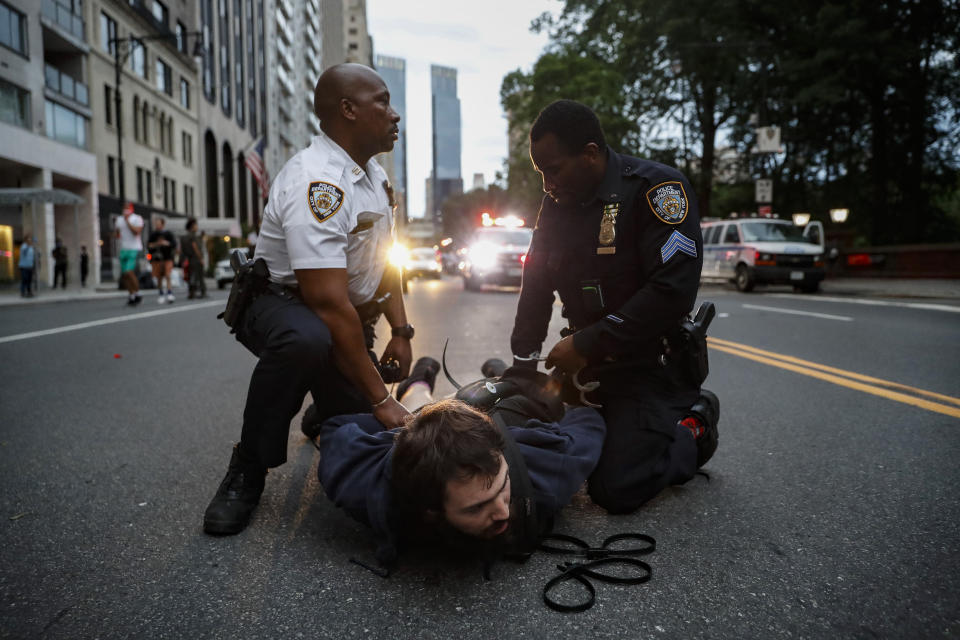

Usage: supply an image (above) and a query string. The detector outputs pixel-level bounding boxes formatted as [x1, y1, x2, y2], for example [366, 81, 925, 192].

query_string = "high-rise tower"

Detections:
[429, 64, 462, 227]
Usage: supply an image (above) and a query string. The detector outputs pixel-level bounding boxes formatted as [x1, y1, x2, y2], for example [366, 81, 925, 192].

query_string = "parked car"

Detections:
[700, 217, 825, 292]
[404, 247, 443, 281]
[459, 226, 533, 291]
[215, 258, 234, 289]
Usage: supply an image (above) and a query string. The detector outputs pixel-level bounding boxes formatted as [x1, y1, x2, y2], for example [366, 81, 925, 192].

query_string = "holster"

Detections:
[677, 301, 715, 386]
[217, 249, 269, 334]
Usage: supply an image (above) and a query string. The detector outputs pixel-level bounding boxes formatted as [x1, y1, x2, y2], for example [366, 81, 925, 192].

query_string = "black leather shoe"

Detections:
[203, 445, 266, 535]
[300, 403, 323, 440]
[395, 357, 441, 401]
[688, 390, 720, 468]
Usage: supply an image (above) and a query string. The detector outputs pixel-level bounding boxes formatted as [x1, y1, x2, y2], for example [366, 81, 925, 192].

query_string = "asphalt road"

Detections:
[1, 277, 958, 639]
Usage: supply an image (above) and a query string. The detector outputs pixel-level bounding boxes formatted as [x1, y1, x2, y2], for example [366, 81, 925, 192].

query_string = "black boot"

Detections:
[203, 444, 267, 535]
[686, 390, 720, 468]
[395, 356, 441, 401]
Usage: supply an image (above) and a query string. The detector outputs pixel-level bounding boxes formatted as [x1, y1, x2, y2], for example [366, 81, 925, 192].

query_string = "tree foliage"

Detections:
[501, 0, 960, 243]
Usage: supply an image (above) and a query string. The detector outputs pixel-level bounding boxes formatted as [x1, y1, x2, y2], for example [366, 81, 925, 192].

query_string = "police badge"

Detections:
[597, 202, 619, 255]
[307, 181, 345, 223]
[646, 181, 689, 224]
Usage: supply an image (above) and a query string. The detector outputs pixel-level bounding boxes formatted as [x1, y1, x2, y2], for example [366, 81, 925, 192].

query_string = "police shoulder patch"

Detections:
[646, 181, 689, 224]
[307, 181, 345, 223]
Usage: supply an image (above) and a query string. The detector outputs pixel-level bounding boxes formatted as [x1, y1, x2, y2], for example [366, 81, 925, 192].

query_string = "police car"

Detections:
[459, 226, 533, 291]
[700, 217, 825, 292]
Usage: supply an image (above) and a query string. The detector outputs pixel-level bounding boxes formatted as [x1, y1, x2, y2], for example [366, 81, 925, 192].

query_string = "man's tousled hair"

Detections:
[530, 99, 607, 155]
[392, 399, 505, 516]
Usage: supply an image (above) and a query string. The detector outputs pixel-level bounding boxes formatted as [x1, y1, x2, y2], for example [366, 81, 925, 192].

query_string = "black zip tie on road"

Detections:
[537, 533, 656, 613]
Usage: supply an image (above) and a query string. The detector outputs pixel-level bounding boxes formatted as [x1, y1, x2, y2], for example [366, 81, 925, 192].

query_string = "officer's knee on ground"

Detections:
[587, 476, 653, 515]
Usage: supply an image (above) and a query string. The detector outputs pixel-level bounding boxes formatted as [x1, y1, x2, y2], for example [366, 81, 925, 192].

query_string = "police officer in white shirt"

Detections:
[204, 63, 410, 535]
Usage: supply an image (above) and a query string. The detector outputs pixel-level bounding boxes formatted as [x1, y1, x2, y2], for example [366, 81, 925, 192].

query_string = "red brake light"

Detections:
[520, 254, 526, 264]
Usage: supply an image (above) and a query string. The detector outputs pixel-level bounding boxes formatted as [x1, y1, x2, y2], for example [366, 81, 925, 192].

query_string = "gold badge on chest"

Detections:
[597, 202, 620, 255]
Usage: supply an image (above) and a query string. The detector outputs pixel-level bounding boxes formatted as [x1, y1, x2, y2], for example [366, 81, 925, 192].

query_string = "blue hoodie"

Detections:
[317, 406, 606, 564]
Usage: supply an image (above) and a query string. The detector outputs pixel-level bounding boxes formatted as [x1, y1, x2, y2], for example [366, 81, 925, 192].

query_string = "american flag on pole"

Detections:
[244, 136, 269, 199]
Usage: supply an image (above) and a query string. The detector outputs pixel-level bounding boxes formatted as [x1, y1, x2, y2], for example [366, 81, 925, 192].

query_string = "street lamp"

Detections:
[829, 208, 849, 223]
[109, 31, 203, 201]
[792, 212, 811, 226]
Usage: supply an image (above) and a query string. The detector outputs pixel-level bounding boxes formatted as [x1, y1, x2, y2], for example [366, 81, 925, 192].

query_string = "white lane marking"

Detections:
[767, 293, 960, 313]
[0, 300, 223, 344]
[742, 303, 853, 322]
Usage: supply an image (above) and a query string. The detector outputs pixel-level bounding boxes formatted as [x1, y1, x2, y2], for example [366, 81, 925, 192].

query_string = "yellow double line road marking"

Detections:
[708, 337, 960, 419]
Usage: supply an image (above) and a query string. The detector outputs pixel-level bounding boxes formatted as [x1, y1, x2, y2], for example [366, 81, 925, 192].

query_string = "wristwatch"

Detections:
[391, 323, 415, 340]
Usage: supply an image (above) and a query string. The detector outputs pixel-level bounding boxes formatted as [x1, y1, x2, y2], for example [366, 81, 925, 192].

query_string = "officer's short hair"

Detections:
[530, 99, 607, 155]
[392, 399, 505, 516]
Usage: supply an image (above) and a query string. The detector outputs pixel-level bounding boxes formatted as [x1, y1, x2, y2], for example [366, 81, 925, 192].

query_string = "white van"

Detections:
[700, 217, 825, 292]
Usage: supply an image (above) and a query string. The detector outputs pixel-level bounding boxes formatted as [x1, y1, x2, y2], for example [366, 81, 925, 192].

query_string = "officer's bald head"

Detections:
[313, 63, 384, 124]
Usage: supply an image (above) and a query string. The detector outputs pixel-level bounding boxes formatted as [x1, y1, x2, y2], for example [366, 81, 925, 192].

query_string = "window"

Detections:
[175, 21, 186, 53]
[234, 0, 244, 126]
[107, 156, 116, 195]
[136, 167, 145, 203]
[145, 169, 153, 205]
[184, 184, 194, 215]
[218, 0, 231, 115]
[45, 100, 87, 149]
[722, 224, 740, 244]
[156, 58, 172, 95]
[100, 12, 117, 55]
[201, 0, 214, 103]
[130, 40, 147, 78]
[182, 131, 193, 166]
[151, 0, 168, 27]
[141, 101, 149, 145]
[0, 78, 30, 128]
[133, 95, 140, 139]
[163, 177, 174, 209]
[0, 1, 27, 56]
[104, 85, 113, 125]
[179, 78, 190, 109]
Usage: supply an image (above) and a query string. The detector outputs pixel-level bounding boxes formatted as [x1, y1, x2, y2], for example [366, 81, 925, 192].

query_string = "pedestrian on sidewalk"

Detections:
[181, 218, 206, 299]
[80, 246, 89, 287]
[147, 217, 177, 304]
[116, 205, 144, 306]
[18, 236, 35, 298]
[52, 238, 68, 289]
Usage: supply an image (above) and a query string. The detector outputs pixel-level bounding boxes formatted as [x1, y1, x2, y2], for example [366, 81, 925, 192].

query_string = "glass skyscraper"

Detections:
[430, 64, 462, 226]
[375, 54, 407, 225]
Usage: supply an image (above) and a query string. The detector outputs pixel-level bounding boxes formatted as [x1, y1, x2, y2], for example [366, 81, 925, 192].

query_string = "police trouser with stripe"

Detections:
[587, 359, 700, 514]
[236, 290, 370, 468]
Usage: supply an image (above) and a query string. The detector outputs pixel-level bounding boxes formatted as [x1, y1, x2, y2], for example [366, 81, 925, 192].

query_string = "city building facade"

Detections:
[429, 63, 461, 228]
[195, 0, 266, 237]
[374, 54, 406, 225]
[0, 0, 99, 286]
[89, 0, 203, 279]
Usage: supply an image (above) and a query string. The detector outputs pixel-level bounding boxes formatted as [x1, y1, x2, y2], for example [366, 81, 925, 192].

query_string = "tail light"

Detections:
[520, 254, 527, 264]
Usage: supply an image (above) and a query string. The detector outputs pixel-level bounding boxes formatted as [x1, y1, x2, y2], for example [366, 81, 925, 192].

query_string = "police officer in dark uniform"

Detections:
[511, 100, 719, 514]
[203, 63, 411, 535]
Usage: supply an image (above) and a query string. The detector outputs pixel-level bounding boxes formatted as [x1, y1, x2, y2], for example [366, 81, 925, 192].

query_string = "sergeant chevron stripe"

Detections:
[660, 230, 697, 262]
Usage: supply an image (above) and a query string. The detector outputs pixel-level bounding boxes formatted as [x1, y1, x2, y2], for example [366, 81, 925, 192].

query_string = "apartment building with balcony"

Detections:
[87, 0, 204, 279]
[0, 0, 100, 287]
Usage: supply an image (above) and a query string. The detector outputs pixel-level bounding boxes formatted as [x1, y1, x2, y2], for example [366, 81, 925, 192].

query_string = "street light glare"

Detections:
[792, 212, 811, 226]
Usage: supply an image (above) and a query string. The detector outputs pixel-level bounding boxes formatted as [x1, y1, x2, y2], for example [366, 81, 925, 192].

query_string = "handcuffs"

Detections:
[514, 353, 602, 409]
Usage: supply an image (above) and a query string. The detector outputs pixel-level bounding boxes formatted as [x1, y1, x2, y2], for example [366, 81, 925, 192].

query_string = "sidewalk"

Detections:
[819, 277, 960, 301]
[0, 280, 218, 307]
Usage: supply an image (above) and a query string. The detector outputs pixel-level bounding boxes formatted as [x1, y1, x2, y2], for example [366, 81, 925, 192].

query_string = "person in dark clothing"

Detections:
[52, 238, 68, 289]
[181, 218, 206, 298]
[148, 217, 177, 303]
[80, 246, 89, 287]
[317, 361, 605, 568]
[510, 99, 719, 515]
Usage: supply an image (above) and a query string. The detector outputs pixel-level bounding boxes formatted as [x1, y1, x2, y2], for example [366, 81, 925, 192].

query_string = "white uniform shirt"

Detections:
[255, 133, 393, 306]
[116, 213, 144, 251]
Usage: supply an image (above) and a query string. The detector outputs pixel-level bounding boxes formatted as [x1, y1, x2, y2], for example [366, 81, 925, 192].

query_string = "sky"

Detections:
[366, 0, 559, 218]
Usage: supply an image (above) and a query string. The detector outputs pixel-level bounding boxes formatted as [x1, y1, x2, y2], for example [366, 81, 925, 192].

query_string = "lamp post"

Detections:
[110, 31, 203, 201]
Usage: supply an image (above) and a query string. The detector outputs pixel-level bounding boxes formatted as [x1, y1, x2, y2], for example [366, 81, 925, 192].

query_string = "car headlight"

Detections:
[388, 243, 410, 268]
[469, 242, 498, 269]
